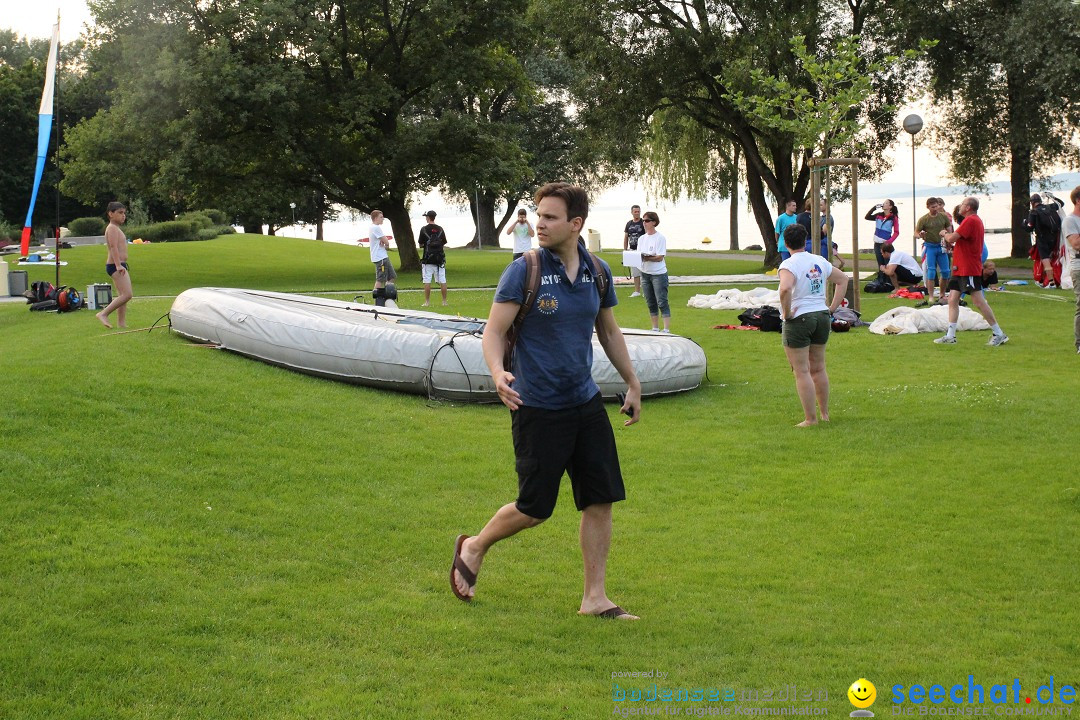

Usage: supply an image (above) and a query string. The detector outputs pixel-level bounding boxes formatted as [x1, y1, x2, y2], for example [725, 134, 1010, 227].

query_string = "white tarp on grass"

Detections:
[687, 287, 781, 310]
[868, 305, 990, 335]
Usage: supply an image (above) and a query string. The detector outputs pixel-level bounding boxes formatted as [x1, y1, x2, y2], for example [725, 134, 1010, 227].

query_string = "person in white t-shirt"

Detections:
[638, 211, 670, 332]
[778, 224, 850, 427]
[879, 243, 924, 291]
[1064, 185, 1080, 353]
[365, 209, 396, 303]
[505, 208, 535, 260]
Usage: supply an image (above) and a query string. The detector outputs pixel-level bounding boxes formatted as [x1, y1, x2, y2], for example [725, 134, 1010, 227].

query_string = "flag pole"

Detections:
[19, 17, 60, 258]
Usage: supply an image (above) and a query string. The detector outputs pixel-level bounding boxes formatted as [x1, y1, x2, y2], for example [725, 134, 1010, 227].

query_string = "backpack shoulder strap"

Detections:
[588, 251, 609, 301]
[503, 249, 542, 370]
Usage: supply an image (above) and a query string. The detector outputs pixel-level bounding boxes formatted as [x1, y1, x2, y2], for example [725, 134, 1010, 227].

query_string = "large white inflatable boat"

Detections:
[170, 288, 707, 402]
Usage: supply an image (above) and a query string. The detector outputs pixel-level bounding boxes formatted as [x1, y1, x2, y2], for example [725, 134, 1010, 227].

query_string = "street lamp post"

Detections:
[289, 202, 297, 228]
[902, 114, 923, 256]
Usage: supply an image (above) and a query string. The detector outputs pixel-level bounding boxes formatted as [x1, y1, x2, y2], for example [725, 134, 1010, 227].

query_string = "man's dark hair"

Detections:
[783, 223, 808, 247]
[107, 201, 126, 213]
[631, 204, 640, 210]
[881, 242, 895, 253]
[534, 182, 589, 223]
[1071, 185, 1080, 205]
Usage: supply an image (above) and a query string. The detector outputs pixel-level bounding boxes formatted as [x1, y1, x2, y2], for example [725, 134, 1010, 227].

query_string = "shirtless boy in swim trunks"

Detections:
[96, 202, 133, 329]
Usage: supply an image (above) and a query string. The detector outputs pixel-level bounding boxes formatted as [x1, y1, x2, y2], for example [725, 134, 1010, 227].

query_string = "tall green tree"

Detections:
[543, 0, 912, 264]
[66, 0, 535, 269]
[885, 0, 1080, 257]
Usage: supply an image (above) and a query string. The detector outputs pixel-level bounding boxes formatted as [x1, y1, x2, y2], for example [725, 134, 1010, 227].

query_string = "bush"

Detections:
[218, 225, 235, 235]
[0, 218, 19, 244]
[196, 227, 220, 241]
[202, 209, 228, 225]
[133, 220, 200, 243]
[176, 211, 214, 229]
[68, 216, 107, 237]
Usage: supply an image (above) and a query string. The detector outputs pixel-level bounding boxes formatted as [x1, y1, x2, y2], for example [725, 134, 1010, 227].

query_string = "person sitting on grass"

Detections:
[879, 242, 925, 293]
[778, 224, 850, 427]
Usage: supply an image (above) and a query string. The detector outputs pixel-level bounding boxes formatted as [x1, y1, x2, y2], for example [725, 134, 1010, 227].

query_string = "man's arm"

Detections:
[481, 300, 524, 411]
[505, 224, 514, 235]
[594, 307, 641, 426]
[1067, 229, 1080, 253]
[623, 229, 629, 250]
[827, 266, 849, 314]
[527, 222, 534, 237]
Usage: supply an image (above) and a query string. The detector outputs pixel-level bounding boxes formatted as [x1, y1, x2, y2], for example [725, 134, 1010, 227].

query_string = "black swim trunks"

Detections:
[106, 261, 129, 276]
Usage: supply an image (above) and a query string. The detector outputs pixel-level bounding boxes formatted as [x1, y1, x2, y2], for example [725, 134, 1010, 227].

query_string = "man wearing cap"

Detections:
[1026, 192, 1064, 288]
[418, 210, 449, 306]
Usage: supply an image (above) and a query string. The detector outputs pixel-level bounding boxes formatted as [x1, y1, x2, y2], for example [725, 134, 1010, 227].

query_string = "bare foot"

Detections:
[96, 312, 112, 329]
[421, 302, 430, 307]
[452, 536, 483, 600]
[796, 420, 818, 427]
[820, 414, 830, 422]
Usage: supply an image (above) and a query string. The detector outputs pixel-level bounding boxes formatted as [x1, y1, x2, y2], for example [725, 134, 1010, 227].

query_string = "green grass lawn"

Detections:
[2, 235, 1078, 719]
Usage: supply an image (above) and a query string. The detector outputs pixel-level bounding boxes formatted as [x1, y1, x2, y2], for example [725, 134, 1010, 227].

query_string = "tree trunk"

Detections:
[316, 192, 324, 241]
[242, 217, 263, 234]
[729, 146, 740, 250]
[495, 197, 518, 237]
[382, 200, 420, 271]
[267, 225, 276, 236]
[745, 167, 779, 266]
[465, 191, 501, 248]
[1008, 142, 1033, 259]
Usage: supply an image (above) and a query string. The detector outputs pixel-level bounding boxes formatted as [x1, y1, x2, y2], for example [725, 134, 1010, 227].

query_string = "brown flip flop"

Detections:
[450, 534, 477, 602]
[593, 605, 636, 619]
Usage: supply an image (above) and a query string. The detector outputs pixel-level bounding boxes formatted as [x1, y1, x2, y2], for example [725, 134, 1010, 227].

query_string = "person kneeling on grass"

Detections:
[778, 224, 849, 427]
[879, 242, 925, 292]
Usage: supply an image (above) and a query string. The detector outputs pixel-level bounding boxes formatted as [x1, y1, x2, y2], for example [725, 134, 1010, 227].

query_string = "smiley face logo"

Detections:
[848, 679, 877, 709]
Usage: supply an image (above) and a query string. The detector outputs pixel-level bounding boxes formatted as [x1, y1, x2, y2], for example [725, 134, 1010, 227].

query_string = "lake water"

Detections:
[272, 189, 1043, 260]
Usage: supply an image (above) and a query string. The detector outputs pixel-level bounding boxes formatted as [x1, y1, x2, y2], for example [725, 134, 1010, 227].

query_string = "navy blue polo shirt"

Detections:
[494, 243, 618, 410]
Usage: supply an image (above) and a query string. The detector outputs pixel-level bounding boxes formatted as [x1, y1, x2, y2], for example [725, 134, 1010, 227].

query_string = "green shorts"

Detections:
[782, 310, 831, 348]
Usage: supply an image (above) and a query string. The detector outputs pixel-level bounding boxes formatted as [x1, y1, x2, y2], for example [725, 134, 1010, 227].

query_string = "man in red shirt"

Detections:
[934, 197, 1008, 346]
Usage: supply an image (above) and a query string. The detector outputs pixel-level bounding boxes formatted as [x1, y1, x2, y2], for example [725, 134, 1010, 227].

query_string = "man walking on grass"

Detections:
[450, 182, 643, 620]
[934, 197, 1008, 346]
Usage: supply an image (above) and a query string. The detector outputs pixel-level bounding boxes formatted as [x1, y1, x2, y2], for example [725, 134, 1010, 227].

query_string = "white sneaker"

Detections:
[661, 329, 671, 333]
[629, 291, 642, 297]
[987, 333, 1009, 347]
[934, 335, 956, 344]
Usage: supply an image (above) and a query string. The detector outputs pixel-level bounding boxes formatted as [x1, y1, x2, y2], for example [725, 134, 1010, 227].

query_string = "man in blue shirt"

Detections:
[775, 199, 799, 261]
[450, 182, 642, 620]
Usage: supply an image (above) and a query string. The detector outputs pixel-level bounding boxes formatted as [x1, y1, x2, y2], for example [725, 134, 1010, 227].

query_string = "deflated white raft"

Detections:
[170, 288, 706, 402]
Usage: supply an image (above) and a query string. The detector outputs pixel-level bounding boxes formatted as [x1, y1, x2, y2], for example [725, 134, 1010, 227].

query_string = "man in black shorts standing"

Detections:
[450, 182, 642, 619]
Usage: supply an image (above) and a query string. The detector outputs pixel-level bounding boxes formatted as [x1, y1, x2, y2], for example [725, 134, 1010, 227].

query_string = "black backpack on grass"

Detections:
[27, 280, 57, 304]
[737, 306, 783, 332]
